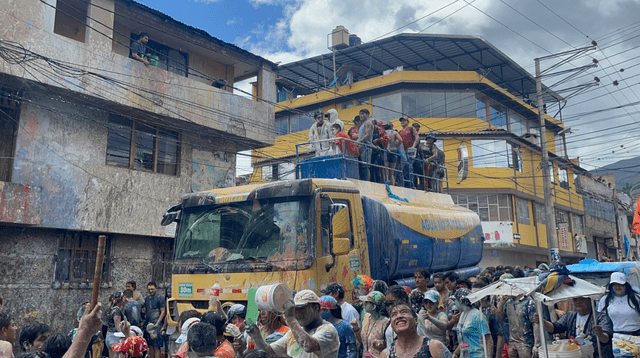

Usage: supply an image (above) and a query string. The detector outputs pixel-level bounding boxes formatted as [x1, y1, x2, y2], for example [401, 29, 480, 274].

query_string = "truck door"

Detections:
[316, 194, 359, 290]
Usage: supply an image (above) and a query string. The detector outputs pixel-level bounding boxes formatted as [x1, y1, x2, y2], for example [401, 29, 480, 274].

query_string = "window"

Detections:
[0, 106, 19, 182]
[573, 214, 584, 235]
[476, 94, 487, 121]
[517, 197, 530, 225]
[559, 168, 569, 189]
[261, 165, 272, 181]
[446, 91, 476, 118]
[534, 202, 547, 225]
[489, 100, 508, 129]
[471, 140, 519, 170]
[556, 210, 569, 225]
[555, 135, 566, 157]
[130, 34, 189, 77]
[549, 164, 555, 183]
[152, 238, 173, 287]
[453, 194, 513, 222]
[509, 111, 527, 136]
[341, 101, 354, 109]
[55, 232, 111, 283]
[106, 115, 180, 175]
[320, 197, 353, 256]
[372, 92, 402, 121]
[583, 197, 616, 222]
[289, 112, 315, 133]
[279, 162, 295, 180]
[275, 117, 289, 135]
[54, 0, 88, 42]
[356, 97, 370, 106]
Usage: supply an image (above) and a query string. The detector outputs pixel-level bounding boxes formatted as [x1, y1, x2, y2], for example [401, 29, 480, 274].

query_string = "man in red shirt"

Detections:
[331, 124, 359, 157]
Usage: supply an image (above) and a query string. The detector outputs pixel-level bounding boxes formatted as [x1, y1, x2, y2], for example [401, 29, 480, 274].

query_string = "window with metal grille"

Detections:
[54, 232, 111, 283]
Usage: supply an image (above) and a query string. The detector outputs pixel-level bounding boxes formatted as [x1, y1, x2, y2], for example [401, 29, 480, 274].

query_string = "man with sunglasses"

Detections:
[244, 290, 339, 358]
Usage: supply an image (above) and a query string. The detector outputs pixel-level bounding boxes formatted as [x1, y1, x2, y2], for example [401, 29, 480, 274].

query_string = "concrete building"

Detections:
[0, 0, 276, 334]
[575, 175, 619, 260]
[250, 32, 589, 269]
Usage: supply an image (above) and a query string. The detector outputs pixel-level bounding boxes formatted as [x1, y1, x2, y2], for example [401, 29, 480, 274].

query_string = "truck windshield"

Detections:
[174, 197, 312, 268]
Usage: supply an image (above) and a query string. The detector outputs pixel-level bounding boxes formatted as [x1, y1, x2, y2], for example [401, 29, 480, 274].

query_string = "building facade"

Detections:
[251, 33, 589, 269]
[0, 0, 276, 334]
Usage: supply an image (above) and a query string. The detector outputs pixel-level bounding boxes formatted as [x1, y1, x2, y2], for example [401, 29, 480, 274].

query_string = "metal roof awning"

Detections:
[277, 33, 563, 103]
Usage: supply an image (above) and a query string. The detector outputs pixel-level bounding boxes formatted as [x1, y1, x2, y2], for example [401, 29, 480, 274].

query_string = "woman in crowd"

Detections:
[598, 272, 640, 335]
[452, 288, 492, 358]
[418, 291, 448, 343]
[354, 291, 389, 358]
[104, 292, 125, 358]
[319, 295, 357, 358]
[380, 302, 451, 358]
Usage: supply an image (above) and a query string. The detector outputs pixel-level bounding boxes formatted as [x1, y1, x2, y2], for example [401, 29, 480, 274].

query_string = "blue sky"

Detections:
[135, 0, 640, 175]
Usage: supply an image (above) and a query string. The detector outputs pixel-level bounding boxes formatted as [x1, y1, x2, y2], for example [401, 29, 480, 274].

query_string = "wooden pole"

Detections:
[91, 235, 107, 309]
[591, 299, 603, 358]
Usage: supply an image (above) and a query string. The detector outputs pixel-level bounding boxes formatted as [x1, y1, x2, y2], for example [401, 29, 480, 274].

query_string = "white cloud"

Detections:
[242, 0, 640, 171]
[191, 0, 221, 3]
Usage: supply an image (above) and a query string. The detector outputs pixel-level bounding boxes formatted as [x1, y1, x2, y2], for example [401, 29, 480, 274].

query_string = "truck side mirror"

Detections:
[161, 204, 181, 226]
[331, 205, 350, 238]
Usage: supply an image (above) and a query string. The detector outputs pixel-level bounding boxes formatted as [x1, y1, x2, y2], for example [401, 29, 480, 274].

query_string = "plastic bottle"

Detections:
[210, 282, 221, 310]
[460, 344, 471, 358]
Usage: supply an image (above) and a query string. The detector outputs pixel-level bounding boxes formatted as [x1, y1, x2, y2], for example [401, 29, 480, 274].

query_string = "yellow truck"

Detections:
[161, 168, 484, 327]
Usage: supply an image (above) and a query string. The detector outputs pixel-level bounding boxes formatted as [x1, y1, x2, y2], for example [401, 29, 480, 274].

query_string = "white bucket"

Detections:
[255, 283, 292, 313]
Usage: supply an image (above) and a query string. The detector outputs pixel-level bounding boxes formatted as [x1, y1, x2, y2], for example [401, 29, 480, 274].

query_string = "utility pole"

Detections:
[535, 58, 560, 263]
[534, 43, 598, 263]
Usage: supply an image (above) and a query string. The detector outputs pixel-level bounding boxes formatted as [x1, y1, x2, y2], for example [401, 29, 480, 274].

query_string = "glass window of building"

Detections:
[431, 91, 446, 118]
[573, 214, 584, 235]
[452, 194, 513, 222]
[559, 168, 569, 189]
[555, 135, 566, 157]
[509, 111, 527, 136]
[289, 112, 315, 133]
[516, 197, 530, 225]
[489, 100, 508, 129]
[476, 93, 487, 122]
[275, 117, 289, 135]
[446, 91, 476, 118]
[372, 92, 402, 121]
[534, 202, 547, 225]
[471, 140, 511, 168]
[279, 162, 295, 180]
[341, 101, 354, 109]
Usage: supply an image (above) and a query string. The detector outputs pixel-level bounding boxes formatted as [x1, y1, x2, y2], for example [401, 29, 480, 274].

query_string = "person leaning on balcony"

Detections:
[131, 33, 150, 66]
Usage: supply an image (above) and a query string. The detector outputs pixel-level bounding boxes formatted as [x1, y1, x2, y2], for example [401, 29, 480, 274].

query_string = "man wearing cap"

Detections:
[536, 296, 613, 358]
[244, 289, 339, 358]
[322, 282, 359, 325]
[173, 318, 201, 358]
[308, 109, 332, 157]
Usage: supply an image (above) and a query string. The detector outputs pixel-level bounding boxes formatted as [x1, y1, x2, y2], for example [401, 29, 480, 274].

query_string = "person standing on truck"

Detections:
[422, 133, 444, 192]
[384, 122, 405, 187]
[597, 272, 640, 335]
[308, 110, 332, 157]
[322, 283, 360, 325]
[357, 109, 375, 180]
[239, 290, 340, 358]
[355, 291, 389, 358]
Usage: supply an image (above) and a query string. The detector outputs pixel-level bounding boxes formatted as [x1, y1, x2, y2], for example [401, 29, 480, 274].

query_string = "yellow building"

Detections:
[251, 33, 587, 267]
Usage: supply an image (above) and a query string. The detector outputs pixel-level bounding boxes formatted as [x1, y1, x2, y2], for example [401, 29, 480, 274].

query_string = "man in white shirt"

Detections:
[322, 282, 359, 324]
[245, 290, 339, 358]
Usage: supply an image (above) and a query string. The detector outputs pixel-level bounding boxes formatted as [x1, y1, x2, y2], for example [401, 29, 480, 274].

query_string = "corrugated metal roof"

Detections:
[277, 33, 562, 102]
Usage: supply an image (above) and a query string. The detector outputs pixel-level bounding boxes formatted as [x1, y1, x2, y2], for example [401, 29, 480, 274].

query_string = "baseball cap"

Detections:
[319, 295, 338, 309]
[175, 317, 201, 344]
[294, 290, 320, 306]
[399, 116, 409, 122]
[130, 326, 143, 337]
[321, 282, 344, 295]
[359, 291, 386, 305]
[610, 272, 627, 285]
[423, 290, 440, 303]
[112, 337, 148, 357]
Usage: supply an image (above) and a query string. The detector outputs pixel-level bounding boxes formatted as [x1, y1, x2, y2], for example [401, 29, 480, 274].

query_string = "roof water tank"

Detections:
[332, 26, 349, 49]
[349, 34, 361, 47]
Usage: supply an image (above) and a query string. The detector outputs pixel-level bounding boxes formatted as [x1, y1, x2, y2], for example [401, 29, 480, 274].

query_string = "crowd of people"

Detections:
[308, 109, 445, 192]
[1, 266, 640, 358]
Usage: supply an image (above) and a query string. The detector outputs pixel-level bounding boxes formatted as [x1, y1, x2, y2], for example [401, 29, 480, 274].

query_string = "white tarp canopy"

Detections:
[467, 275, 605, 305]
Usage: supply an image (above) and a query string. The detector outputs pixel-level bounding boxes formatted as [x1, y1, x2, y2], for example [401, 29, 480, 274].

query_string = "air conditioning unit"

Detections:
[521, 132, 539, 146]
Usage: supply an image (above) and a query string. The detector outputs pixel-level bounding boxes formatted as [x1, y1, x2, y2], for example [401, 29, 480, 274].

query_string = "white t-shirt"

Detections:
[270, 320, 339, 358]
[341, 301, 360, 325]
[575, 313, 589, 336]
[598, 295, 640, 332]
